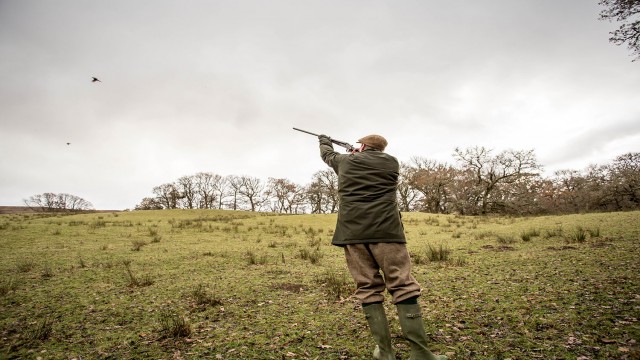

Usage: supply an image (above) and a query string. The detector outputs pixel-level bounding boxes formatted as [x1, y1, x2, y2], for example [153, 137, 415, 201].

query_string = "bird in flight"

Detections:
[66, 142, 71, 145]
[92, 77, 101, 82]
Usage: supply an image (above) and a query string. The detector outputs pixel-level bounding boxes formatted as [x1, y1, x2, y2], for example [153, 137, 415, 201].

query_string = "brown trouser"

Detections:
[343, 242, 421, 304]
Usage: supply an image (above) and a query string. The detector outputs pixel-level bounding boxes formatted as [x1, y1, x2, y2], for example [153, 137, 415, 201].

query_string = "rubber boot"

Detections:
[363, 303, 396, 360]
[396, 303, 447, 360]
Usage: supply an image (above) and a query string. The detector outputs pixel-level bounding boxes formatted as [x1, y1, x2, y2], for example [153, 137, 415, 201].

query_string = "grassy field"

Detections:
[0, 210, 638, 359]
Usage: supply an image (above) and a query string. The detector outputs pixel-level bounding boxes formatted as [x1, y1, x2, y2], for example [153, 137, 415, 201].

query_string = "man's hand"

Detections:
[318, 134, 333, 147]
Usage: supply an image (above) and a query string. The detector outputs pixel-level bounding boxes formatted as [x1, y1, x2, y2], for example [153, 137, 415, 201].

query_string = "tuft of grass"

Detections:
[543, 225, 564, 239]
[474, 231, 495, 240]
[450, 255, 468, 266]
[411, 251, 428, 265]
[131, 240, 147, 251]
[297, 247, 324, 264]
[88, 219, 106, 230]
[520, 228, 540, 242]
[190, 283, 223, 307]
[28, 317, 54, 341]
[427, 243, 451, 262]
[123, 262, 154, 287]
[246, 250, 268, 265]
[497, 235, 516, 244]
[158, 311, 191, 338]
[308, 237, 322, 248]
[41, 263, 54, 279]
[0, 278, 18, 296]
[15, 259, 35, 273]
[566, 226, 587, 244]
[315, 268, 351, 300]
[412, 244, 453, 264]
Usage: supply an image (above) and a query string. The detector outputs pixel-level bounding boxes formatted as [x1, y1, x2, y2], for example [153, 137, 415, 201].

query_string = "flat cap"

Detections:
[357, 134, 388, 151]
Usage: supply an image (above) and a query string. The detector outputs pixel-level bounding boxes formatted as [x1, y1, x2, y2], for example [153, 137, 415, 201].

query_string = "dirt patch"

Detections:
[547, 246, 578, 251]
[481, 245, 516, 251]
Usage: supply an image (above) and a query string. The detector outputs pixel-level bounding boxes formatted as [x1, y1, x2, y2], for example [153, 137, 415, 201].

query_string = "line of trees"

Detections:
[24, 192, 94, 212]
[135, 148, 639, 216]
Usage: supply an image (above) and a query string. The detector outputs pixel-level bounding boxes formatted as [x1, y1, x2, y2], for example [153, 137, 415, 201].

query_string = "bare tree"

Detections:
[212, 175, 230, 209]
[606, 152, 640, 209]
[135, 197, 163, 210]
[238, 176, 265, 212]
[265, 178, 305, 213]
[397, 163, 423, 212]
[176, 175, 197, 209]
[193, 172, 220, 209]
[454, 146, 541, 214]
[599, 0, 640, 61]
[404, 157, 456, 213]
[226, 175, 243, 210]
[152, 183, 182, 209]
[307, 169, 339, 213]
[553, 169, 591, 213]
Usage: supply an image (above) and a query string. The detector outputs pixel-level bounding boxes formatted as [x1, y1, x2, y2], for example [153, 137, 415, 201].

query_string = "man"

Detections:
[318, 134, 447, 360]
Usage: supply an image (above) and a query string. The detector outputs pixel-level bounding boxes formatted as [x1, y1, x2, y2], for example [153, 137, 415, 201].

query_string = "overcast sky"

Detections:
[1, 1, 639, 210]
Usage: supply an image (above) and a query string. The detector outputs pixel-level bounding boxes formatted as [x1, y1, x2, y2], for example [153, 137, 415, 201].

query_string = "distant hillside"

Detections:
[0, 206, 120, 214]
[0, 206, 37, 214]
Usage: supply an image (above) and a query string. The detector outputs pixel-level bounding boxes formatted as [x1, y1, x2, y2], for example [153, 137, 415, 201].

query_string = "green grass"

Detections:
[0, 210, 638, 359]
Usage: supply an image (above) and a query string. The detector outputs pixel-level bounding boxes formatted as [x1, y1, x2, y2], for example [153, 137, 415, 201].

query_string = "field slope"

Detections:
[1, 210, 638, 359]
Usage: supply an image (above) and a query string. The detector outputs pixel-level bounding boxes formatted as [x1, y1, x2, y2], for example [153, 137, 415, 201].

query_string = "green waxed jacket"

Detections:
[319, 135, 406, 246]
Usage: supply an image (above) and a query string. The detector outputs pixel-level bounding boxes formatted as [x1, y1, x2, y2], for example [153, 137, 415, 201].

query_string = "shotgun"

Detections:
[293, 127, 356, 153]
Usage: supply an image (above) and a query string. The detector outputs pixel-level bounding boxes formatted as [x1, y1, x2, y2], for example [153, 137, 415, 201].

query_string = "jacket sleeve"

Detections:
[319, 135, 341, 172]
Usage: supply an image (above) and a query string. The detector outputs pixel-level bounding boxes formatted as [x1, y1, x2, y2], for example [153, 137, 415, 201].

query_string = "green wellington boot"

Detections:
[396, 303, 447, 360]
[363, 303, 396, 360]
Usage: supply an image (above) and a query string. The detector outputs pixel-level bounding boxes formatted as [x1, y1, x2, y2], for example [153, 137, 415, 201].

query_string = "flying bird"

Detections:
[92, 77, 101, 82]
[66, 142, 71, 145]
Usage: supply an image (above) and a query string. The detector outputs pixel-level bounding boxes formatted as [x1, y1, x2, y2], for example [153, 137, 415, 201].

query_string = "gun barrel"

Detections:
[293, 127, 355, 152]
[292, 127, 319, 137]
